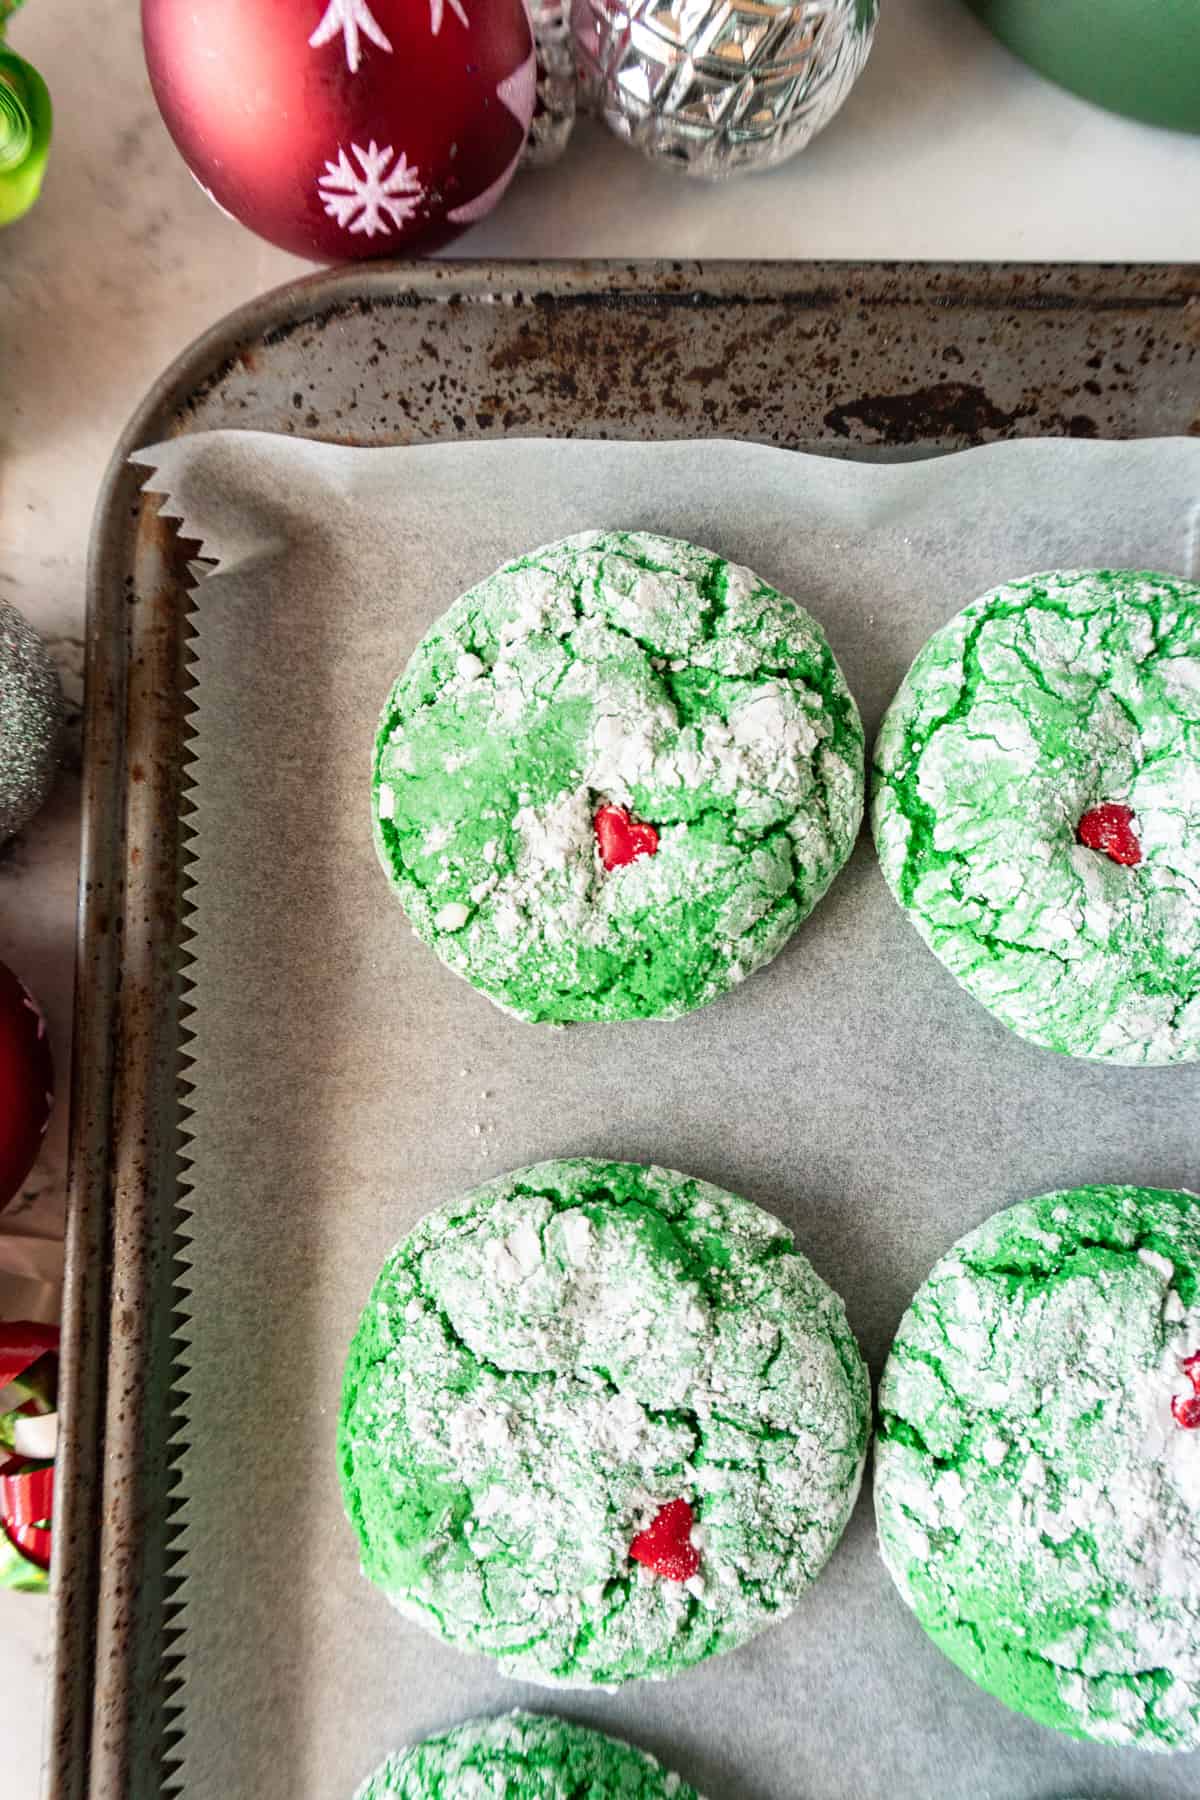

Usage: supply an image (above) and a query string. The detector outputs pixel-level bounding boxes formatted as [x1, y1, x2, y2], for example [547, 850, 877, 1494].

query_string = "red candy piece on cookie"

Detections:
[1077, 803, 1141, 867]
[1172, 1393, 1200, 1430]
[594, 804, 659, 871]
[629, 1499, 700, 1582]
[1172, 1349, 1200, 1429]
[0, 962, 54, 1214]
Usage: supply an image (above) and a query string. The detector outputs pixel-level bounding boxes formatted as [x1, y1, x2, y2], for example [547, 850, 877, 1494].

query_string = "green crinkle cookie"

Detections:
[875, 1184, 1200, 1752]
[373, 530, 864, 1023]
[354, 1711, 701, 1798]
[872, 569, 1200, 1063]
[339, 1159, 870, 1688]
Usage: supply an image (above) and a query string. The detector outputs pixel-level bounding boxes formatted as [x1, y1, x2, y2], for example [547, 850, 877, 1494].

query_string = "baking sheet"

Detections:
[140, 432, 1200, 1800]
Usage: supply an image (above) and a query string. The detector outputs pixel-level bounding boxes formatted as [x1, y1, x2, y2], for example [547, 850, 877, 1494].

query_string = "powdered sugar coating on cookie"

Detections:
[373, 530, 863, 1023]
[872, 569, 1200, 1063]
[875, 1184, 1200, 1750]
[354, 1710, 702, 1798]
[339, 1159, 870, 1687]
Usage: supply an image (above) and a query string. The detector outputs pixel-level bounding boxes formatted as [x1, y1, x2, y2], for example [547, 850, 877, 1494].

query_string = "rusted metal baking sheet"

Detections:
[60, 260, 1200, 1800]
[176, 261, 1200, 448]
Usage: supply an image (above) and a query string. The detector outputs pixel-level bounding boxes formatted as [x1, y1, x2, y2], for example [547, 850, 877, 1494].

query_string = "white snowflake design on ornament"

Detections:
[308, 0, 392, 72]
[317, 142, 423, 236]
[429, 0, 469, 31]
[19, 989, 46, 1040]
[308, 0, 467, 69]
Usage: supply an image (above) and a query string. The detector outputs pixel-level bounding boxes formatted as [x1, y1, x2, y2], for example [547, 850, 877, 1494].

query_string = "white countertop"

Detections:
[1, 0, 1197, 1791]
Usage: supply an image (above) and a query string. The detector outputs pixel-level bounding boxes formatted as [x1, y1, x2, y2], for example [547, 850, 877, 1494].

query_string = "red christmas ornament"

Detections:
[1173, 1393, 1200, 1430]
[594, 804, 659, 871]
[1077, 802, 1141, 867]
[0, 962, 54, 1214]
[141, 0, 536, 261]
[629, 1498, 701, 1582]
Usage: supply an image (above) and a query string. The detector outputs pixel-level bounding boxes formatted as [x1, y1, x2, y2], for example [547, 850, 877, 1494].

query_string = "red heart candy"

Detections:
[629, 1498, 700, 1582]
[1077, 803, 1141, 867]
[1173, 1349, 1200, 1429]
[594, 804, 660, 871]
[1172, 1393, 1200, 1430]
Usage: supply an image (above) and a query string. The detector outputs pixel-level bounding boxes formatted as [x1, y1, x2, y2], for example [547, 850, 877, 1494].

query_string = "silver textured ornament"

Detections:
[573, 0, 878, 178]
[522, 0, 579, 167]
[0, 600, 63, 844]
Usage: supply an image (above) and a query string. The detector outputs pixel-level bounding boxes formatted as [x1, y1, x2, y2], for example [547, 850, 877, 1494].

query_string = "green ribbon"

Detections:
[0, 66, 33, 172]
[0, 1, 51, 226]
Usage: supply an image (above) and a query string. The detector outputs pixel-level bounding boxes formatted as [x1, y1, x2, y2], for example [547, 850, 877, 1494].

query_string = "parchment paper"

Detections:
[139, 433, 1200, 1800]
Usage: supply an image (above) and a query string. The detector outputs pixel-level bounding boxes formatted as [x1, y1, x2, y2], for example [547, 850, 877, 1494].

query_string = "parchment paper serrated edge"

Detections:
[130, 444, 246, 1791]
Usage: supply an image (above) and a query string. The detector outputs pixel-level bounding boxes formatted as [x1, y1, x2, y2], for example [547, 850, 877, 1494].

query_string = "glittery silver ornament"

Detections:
[572, 0, 877, 178]
[522, 0, 578, 166]
[0, 601, 63, 844]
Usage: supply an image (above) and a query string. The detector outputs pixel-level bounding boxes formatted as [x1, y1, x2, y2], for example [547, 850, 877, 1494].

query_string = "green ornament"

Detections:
[0, 1, 51, 227]
[963, 0, 1200, 133]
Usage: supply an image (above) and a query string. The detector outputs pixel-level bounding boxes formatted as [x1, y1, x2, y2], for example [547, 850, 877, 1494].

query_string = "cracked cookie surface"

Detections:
[354, 1710, 701, 1798]
[871, 569, 1200, 1063]
[875, 1184, 1200, 1751]
[339, 1159, 870, 1687]
[373, 531, 864, 1023]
